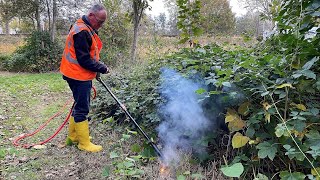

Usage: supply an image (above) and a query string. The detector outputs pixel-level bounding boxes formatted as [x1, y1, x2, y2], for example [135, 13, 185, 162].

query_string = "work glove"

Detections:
[99, 61, 109, 74]
[104, 65, 109, 74]
[96, 72, 101, 80]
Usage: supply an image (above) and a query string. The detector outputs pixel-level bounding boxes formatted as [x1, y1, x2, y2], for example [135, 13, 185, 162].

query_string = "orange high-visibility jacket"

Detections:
[60, 18, 103, 81]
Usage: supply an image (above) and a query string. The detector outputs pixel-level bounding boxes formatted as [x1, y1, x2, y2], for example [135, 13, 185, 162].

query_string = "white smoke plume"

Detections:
[157, 68, 211, 166]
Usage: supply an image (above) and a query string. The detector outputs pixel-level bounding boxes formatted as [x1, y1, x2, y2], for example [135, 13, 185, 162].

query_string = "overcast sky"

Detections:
[147, 0, 247, 17]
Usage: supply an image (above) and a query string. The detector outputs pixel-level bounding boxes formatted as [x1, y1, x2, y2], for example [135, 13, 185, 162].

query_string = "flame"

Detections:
[159, 163, 170, 176]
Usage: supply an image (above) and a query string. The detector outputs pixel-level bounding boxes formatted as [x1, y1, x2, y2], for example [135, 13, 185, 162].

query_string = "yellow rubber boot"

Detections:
[66, 116, 78, 146]
[75, 120, 102, 152]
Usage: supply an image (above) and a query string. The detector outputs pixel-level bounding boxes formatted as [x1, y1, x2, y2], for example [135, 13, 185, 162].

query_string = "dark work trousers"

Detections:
[63, 76, 92, 123]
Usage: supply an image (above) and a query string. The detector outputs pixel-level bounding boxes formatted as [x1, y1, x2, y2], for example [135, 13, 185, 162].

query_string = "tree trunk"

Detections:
[131, 0, 145, 62]
[51, 0, 57, 41]
[5, 20, 9, 35]
[131, 1, 138, 62]
[131, 22, 138, 62]
[46, 0, 51, 31]
[255, 15, 260, 37]
[35, 0, 41, 31]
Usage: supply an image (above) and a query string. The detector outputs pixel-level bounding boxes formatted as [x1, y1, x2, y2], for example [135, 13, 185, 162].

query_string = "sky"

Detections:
[147, 0, 247, 17]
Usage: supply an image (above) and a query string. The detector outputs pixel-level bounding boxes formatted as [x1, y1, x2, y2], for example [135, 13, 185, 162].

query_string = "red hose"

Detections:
[12, 86, 97, 149]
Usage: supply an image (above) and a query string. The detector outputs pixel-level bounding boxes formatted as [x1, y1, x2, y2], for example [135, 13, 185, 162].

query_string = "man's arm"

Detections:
[73, 31, 108, 73]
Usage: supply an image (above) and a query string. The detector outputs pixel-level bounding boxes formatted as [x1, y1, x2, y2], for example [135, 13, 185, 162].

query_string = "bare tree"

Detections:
[240, 0, 273, 20]
[239, 0, 274, 36]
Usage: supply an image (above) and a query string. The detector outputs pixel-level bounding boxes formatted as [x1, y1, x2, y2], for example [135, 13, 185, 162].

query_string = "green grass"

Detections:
[0, 73, 67, 94]
[0, 72, 71, 179]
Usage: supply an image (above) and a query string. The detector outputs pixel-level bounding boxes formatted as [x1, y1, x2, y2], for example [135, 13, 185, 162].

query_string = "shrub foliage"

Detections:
[94, 0, 320, 179]
[4, 31, 62, 72]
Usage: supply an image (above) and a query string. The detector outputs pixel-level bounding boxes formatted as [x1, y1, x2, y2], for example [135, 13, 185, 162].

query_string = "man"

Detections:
[60, 4, 108, 152]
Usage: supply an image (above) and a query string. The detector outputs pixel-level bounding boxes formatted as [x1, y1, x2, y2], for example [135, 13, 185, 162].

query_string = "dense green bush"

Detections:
[92, 0, 319, 179]
[157, 0, 320, 178]
[0, 54, 10, 71]
[92, 61, 163, 128]
[4, 31, 62, 72]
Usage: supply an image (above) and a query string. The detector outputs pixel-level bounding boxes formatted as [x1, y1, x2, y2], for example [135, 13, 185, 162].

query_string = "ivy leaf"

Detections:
[279, 171, 306, 180]
[256, 141, 277, 160]
[220, 163, 244, 178]
[279, 92, 287, 99]
[305, 130, 320, 147]
[296, 104, 307, 111]
[225, 109, 246, 132]
[275, 123, 290, 137]
[222, 82, 232, 87]
[276, 83, 293, 89]
[283, 145, 305, 161]
[254, 173, 269, 180]
[291, 103, 307, 111]
[225, 109, 240, 123]
[123, 161, 134, 168]
[110, 151, 119, 159]
[228, 118, 246, 132]
[311, 167, 320, 178]
[177, 175, 186, 180]
[195, 88, 206, 94]
[232, 132, 250, 148]
[310, 108, 319, 116]
[122, 134, 131, 140]
[306, 146, 320, 159]
[102, 166, 110, 177]
[238, 102, 250, 116]
[293, 70, 316, 79]
[302, 57, 319, 70]
[191, 173, 204, 179]
[289, 120, 306, 132]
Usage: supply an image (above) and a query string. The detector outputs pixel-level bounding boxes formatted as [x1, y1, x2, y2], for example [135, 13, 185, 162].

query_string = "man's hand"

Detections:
[104, 65, 109, 74]
[99, 61, 109, 74]
[96, 72, 101, 80]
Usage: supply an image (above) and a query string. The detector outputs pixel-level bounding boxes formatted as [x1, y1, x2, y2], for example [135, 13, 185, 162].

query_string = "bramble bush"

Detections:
[160, 0, 320, 179]
[93, 0, 319, 179]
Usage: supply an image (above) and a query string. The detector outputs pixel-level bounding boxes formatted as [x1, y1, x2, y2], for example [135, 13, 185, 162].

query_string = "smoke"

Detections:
[157, 68, 211, 165]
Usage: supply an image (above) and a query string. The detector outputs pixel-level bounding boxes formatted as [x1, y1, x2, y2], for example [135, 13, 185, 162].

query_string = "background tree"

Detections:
[50, 0, 57, 41]
[164, 0, 179, 36]
[100, 0, 132, 66]
[0, 0, 16, 34]
[200, 0, 235, 35]
[131, 0, 152, 62]
[239, 0, 276, 36]
[239, 0, 273, 20]
[176, 0, 203, 44]
[155, 13, 167, 35]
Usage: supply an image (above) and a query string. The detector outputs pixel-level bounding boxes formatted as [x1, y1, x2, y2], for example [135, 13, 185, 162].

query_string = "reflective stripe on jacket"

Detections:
[60, 18, 103, 81]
